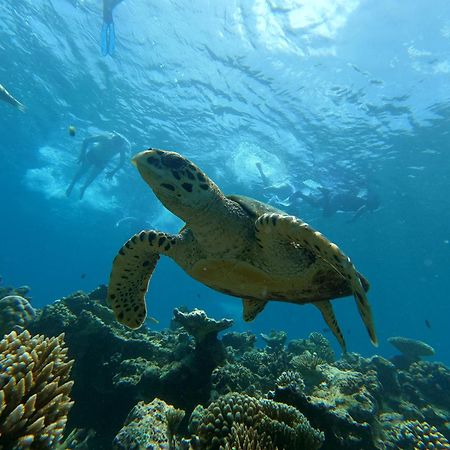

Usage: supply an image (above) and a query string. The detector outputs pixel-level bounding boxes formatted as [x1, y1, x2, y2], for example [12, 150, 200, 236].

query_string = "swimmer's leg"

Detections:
[66, 161, 89, 197]
[79, 164, 105, 199]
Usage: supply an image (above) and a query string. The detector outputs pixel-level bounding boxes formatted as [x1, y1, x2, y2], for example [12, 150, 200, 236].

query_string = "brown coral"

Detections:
[0, 330, 74, 449]
[190, 392, 324, 450]
[221, 423, 276, 450]
[113, 398, 185, 449]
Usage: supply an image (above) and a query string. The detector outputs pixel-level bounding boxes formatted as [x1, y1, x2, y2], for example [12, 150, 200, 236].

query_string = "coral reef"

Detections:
[288, 332, 335, 364]
[383, 419, 450, 449]
[0, 330, 74, 449]
[28, 291, 232, 448]
[20, 285, 450, 449]
[0, 295, 36, 337]
[273, 385, 377, 450]
[173, 308, 233, 345]
[221, 332, 256, 355]
[388, 336, 435, 368]
[113, 398, 184, 449]
[388, 336, 435, 359]
[0, 284, 31, 301]
[189, 392, 324, 450]
[260, 330, 287, 351]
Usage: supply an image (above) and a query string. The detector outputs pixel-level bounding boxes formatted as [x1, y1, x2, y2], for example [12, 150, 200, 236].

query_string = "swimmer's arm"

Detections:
[349, 205, 367, 222]
[108, 143, 128, 176]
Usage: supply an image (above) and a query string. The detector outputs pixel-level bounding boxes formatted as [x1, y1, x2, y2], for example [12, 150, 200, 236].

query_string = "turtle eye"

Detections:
[161, 153, 186, 170]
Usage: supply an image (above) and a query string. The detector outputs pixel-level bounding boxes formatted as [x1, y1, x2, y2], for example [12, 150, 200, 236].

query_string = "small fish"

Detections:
[146, 316, 159, 325]
[322, 327, 330, 334]
[115, 216, 138, 228]
[0, 83, 26, 112]
[425, 319, 431, 329]
[80, 273, 86, 279]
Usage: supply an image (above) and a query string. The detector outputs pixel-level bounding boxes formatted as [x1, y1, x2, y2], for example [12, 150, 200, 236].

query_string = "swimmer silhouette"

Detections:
[66, 131, 130, 199]
[101, 0, 125, 56]
[290, 186, 380, 222]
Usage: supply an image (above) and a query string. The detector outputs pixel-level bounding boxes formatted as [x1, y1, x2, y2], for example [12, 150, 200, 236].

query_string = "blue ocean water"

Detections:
[0, 0, 449, 364]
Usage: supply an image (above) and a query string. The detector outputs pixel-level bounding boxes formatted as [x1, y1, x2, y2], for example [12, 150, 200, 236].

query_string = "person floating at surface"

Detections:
[66, 131, 130, 199]
[255, 161, 296, 207]
[0, 83, 26, 112]
[101, 0, 125, 56]
[290, 185, 380, 222]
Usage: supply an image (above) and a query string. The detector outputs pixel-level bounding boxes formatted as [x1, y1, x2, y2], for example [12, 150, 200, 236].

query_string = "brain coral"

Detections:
[190, 392, 324, 450]
[0, 330, 74, 449]
[0, 295, 36, 337]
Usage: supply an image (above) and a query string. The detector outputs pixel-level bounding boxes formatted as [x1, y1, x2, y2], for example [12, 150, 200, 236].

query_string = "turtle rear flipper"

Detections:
[315, 300, 346, 353]
[107, 230, 178, 329]
[255, 213, 377, 347]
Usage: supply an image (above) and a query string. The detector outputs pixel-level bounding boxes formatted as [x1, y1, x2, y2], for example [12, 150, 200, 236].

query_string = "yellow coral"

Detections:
[0, 330, 74, 449]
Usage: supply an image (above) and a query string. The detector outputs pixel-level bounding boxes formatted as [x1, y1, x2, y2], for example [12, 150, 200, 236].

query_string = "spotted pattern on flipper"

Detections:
[107, 230, 177, 329]
[255, 213, 377, 347]
[315, 300, 347, 353]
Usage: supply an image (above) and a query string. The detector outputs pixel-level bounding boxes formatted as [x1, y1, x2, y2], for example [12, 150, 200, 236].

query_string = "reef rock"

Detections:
[173, 308, 233, 344]
[113, 398, 184, 449]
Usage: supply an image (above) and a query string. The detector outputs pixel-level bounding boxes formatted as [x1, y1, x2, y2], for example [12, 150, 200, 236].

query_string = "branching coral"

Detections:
[190, 392, 324, 450]
[220, 423, 275, 450]
[276, 371, 305, 393]
[288, 333, 335, 363]
[0, 330, 74, 449]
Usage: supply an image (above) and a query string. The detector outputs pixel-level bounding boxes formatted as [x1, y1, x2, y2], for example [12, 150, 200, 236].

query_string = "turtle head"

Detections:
[132, 149, 223, 222]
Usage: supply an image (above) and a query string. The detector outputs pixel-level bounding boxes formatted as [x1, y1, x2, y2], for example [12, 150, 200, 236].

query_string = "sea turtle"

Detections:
[107, 149, 377, 351]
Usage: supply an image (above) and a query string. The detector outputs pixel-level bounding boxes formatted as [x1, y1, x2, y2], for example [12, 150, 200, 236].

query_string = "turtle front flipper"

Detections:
[255, 213, 377, 347]
[315, 300, 346, 353]
[107, 230, 178, 329]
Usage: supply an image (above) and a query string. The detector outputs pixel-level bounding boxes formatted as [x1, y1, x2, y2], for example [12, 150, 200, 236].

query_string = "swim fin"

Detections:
[101, 22, 116, 56]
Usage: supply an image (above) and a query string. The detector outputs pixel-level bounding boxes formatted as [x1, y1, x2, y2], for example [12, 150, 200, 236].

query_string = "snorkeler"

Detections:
[101, 0, 125, 56]
[0, 83, 26, 112]
[290, 185, 380, 222]
[66, 131, 130, 199]
[255, 161, 296, 207]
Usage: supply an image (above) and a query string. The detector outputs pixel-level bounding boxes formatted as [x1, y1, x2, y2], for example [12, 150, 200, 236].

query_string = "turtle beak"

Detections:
[131, 151, 144, 167]
[132, 149, 158, 168]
